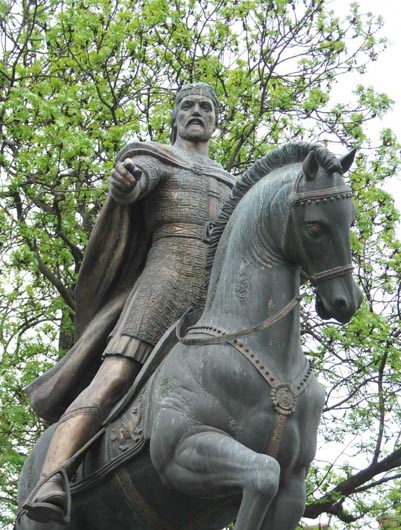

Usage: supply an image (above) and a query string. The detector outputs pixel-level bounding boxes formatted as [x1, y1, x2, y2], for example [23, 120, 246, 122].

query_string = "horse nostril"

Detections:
[335, 297, 347, 311]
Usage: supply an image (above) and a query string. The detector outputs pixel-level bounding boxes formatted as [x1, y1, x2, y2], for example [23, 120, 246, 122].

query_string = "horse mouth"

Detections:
[315, 294, 331, 320]
[315, 292, 356, 324]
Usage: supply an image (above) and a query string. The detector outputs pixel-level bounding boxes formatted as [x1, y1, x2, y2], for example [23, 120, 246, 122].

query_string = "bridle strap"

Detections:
[305, 264, 354, 285]
[289, 185, 353, 205]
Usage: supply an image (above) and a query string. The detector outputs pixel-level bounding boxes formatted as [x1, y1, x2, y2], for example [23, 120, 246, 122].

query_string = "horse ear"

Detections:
[339, 148, 356, 173]
[302, 151, 319, 181]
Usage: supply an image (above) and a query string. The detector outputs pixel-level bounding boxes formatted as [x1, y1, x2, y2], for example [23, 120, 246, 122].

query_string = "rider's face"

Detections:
[175, 95, 216, 143]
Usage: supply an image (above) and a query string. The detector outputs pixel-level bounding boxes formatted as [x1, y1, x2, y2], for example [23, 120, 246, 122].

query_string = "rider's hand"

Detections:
[109, 158, 143, 204]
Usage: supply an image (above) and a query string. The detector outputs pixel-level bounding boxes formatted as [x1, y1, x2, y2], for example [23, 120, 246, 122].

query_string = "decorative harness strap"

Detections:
[181, 325, 313, 459]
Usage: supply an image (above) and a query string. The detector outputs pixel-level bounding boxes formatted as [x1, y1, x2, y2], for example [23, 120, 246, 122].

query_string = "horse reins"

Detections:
[179, 293, 306, 346]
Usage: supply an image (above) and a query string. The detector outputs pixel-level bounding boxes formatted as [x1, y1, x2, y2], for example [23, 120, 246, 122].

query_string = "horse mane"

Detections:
[206, 141, 342, 276]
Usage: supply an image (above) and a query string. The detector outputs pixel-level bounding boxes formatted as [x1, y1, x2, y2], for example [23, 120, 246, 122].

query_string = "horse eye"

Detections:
[307, 224, 321, 237]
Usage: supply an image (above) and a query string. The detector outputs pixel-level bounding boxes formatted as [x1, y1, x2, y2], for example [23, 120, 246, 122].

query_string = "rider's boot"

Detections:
[23, 355, 143, 524]
[23, 406, 102, 525]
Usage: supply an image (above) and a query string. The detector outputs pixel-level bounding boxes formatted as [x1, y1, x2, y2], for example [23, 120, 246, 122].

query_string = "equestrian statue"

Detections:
[16, 84, 361, 530]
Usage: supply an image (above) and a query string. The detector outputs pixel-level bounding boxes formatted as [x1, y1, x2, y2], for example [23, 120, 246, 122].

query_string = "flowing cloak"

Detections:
[25, 141, 234, 423]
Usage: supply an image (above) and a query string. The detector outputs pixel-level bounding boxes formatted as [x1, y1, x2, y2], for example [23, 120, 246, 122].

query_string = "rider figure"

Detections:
[24, 82, 234, 524]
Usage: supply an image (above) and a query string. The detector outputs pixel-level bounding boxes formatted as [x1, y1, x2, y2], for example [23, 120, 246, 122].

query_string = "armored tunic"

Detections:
[104, 142, 234, 359]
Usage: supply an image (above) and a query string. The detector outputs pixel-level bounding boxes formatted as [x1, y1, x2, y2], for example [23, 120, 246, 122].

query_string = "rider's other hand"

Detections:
[109, 158, 144, 203]
[110, 158, 142, 191]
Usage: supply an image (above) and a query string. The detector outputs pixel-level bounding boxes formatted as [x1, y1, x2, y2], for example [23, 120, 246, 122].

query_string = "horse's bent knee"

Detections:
[245, 454, 280, 499]
[149, 410, 183, 482]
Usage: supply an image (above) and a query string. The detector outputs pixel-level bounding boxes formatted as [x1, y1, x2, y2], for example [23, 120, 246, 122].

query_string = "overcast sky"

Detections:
[351, 1, 401, 136]
[335, 0, 401, 211]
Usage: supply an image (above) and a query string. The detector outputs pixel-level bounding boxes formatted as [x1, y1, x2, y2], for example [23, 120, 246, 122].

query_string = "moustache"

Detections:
[186, 118, 205, 127]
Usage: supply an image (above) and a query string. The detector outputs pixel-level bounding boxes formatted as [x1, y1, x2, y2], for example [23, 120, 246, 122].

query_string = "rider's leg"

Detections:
[45, 355, 142, 472]
[23, 354, 143, 524]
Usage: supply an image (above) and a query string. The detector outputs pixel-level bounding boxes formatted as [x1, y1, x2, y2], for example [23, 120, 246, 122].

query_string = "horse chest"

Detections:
[204, 360, 324, 472]
[155, 344, 323, 472]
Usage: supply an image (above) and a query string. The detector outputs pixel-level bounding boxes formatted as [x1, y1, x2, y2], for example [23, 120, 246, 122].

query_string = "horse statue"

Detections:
[16, 142, 361, 530]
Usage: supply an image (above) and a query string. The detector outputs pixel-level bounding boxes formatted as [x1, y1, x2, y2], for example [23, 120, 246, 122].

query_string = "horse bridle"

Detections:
[283, 171, 354, 286]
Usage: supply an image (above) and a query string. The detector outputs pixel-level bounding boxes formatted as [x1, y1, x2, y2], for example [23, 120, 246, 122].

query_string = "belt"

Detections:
[153, 222, 214, 243]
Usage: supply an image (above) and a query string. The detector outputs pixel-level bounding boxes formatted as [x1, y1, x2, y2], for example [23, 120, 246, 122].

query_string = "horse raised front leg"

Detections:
[151, 419, 280, 530]
[260, 468, 308, 530]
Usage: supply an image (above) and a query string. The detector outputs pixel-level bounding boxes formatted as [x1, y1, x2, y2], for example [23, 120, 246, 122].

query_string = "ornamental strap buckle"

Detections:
[271, 384, 297, 416]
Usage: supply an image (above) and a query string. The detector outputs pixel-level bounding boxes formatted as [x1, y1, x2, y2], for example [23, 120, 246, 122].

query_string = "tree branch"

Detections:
[305, 446, 401, 519]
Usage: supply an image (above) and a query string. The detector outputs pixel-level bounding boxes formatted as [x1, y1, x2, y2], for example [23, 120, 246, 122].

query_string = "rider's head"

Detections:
[170, 82, 219, 144]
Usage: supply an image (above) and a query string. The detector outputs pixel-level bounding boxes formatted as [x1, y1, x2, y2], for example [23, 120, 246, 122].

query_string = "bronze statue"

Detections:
[17, 142, 362, 530]
[22, 82, 235, 524]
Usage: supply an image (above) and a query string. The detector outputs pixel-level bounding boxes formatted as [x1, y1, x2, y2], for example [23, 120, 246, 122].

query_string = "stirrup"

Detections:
[21, 467, 71, 525]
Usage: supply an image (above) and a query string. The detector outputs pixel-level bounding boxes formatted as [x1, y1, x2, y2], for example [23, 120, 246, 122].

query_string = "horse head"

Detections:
[282, 147, 362, 323]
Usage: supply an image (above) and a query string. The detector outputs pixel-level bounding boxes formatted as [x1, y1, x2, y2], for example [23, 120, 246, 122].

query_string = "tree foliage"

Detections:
[0, 0, 400, 528]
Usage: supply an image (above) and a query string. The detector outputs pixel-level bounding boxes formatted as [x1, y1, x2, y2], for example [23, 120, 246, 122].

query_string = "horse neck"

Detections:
[201, 190, 303, 376]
